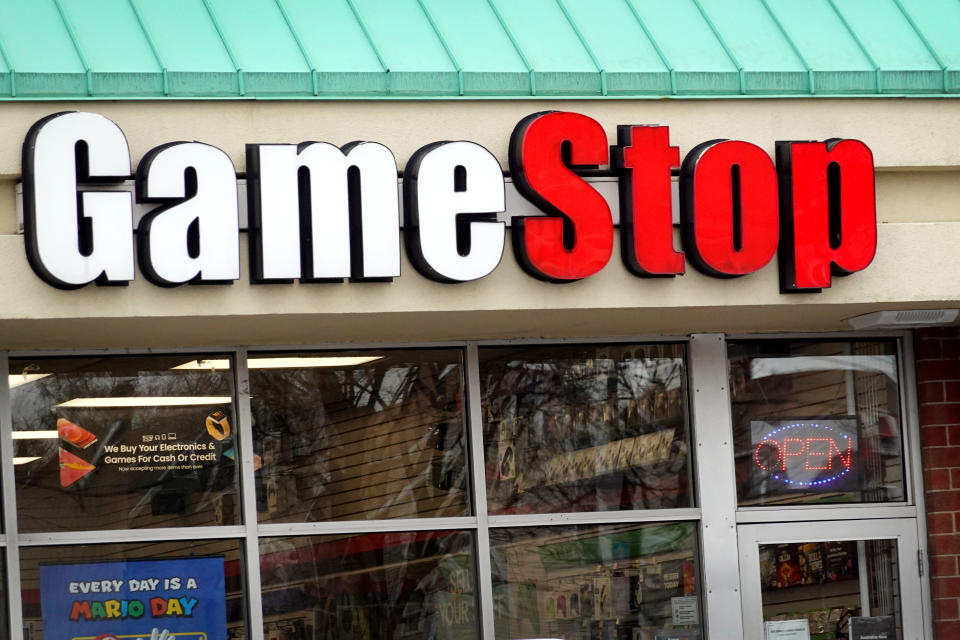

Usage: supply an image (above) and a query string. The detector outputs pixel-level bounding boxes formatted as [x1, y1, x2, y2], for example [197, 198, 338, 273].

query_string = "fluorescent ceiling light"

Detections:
[13, 456, 41, 465]
[173, 356, 384, 370]
[8, 373, 51, 389]
[847, 309, 959, 329]
[12, 430, 58, 439]
[56, 397, 232, 408]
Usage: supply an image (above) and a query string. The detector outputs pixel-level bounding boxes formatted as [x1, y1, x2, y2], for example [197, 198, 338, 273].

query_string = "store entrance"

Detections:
[737, 520, 926, 640]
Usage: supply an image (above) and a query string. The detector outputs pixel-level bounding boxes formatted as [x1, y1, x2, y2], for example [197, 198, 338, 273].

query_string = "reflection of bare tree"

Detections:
[257, 531, 476, 640]
[480, 345, 691, 514]
[249, 351, 467, 523]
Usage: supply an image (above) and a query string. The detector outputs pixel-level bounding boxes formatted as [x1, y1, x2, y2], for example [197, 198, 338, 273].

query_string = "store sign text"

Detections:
[22, 111, 876, 292]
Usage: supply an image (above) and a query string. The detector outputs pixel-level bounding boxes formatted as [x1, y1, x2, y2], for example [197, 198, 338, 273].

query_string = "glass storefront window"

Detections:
[259, 530, 478, 640]
[490, 521, 702, 640]
[10, 356, 239, 532]
[480, 344, 692, 515]
[19, 539, 247, 640]
[757, 538, 902, 639]
[248, 350, 469, 522]
[728, 340, 906, 506]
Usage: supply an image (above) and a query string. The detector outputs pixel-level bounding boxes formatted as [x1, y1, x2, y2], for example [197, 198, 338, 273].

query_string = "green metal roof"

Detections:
[0, 0, 957, 99]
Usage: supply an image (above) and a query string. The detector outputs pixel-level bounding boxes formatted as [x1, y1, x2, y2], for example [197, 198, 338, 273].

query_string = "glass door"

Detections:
[738, 519, 925, 640]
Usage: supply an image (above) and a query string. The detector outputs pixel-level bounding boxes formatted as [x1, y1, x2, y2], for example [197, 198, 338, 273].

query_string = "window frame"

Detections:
[723, 331, 932, 640]
[727, 335, 916, 516]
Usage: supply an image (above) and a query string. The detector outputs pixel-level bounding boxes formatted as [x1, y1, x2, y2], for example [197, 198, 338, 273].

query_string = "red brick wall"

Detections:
[915, 327, 960, 637]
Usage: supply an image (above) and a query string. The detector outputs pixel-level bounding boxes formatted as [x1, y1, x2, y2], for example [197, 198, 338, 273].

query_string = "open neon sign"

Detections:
[751, 419, 858, 489]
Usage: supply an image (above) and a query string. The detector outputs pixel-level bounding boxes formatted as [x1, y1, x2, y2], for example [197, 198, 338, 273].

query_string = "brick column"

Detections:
[915, 327, 960, 637]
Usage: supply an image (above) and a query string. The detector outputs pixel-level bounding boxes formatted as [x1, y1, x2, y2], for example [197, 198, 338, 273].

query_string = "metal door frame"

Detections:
[737, 518, 925, 640]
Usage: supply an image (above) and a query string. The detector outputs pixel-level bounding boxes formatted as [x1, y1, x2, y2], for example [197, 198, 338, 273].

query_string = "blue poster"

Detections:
[39, 557, 227, 640]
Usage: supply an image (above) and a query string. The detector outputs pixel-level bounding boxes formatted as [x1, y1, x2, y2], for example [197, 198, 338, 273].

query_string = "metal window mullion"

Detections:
[735, 504, 918, 524]
[244, 339, 468, 352]
[7, 345, 247, 358]
[899, 332, 934, 640]
[7, 336, 694, 359]
[234, 348, 265, 640]
[894, 330, 919, 506]
[16, 526, 246, 546]
[723, 329, 905, 341]
[7, 342, 467, 359]
[466, 343, 495, 639]
[488, 508, 700, 528]
[256, 517, 478, 537]
[472, 334, 686, 347]
[689, 333, 743, 640]
[0, 353, 24, 640]
[856, 540, 871, 615]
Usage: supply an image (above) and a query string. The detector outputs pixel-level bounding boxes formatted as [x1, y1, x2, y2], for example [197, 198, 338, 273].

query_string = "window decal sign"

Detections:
[21, 111, 877, 293]
[43, 404, 234, 493]
[750, 417, 859, 492]
[39, 557, 227, 640]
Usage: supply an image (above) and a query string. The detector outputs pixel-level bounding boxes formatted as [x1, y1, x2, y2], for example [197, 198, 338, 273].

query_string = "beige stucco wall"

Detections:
[0, 98, 958, 348]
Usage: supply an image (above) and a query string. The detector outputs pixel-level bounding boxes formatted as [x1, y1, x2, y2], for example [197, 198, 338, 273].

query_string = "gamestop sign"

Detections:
[21, 111, 876, 292]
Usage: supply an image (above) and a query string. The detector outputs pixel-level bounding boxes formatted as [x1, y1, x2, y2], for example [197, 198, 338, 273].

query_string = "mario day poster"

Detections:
[39, 557, 227, 640]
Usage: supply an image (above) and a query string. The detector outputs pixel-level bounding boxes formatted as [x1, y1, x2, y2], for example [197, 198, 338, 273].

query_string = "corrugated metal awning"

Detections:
[0, 0, 958, 99]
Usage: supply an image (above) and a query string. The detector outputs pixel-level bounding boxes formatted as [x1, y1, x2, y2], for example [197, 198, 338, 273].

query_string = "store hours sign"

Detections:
[21, 111, 877, 292]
